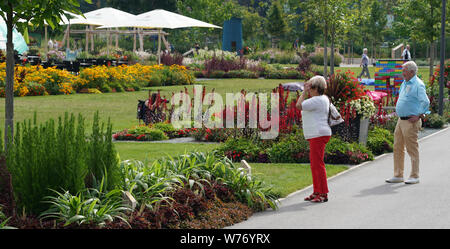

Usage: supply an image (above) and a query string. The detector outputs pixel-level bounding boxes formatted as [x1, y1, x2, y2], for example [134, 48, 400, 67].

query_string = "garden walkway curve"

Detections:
[228, 126, 450, 229]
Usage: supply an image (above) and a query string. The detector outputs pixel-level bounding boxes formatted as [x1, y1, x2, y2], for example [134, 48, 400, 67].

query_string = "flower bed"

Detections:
[113, 123, 196, 141]
[0, 113, 278, 229]
[0, 63, 76, 97]
[215, 126, 387, 165]
[0, 63, 195, 97]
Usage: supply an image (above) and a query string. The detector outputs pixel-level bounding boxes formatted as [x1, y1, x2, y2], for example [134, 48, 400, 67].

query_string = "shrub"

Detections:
[310, 52, 342, 66]
[161, 52, 184, 66]
[423, 113, 446, 128]
[204, 56, 247, 72]
[6, 112, 121, 214]
[367, 127, 394, 155]
[40, 184, 131, 228]
[113, 125, 169, 141]
[268, 130, 309, 163]
[217, 137, 262, 162]
[325, 137, 374, 165]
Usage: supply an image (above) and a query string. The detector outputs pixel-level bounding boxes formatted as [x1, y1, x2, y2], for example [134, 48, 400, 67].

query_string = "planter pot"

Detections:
[332, 115, 369, 145]
[358, 118, 370, 146]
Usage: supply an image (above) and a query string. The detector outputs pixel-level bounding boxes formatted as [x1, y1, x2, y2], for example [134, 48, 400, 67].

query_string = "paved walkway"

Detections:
[228, 126, 450, 229]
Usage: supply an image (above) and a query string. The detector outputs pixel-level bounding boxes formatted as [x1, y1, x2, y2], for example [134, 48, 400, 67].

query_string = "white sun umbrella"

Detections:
[84, 8, 138, 55]
[41, 11, 104, 53]
[97, 9, 221, 63]
[83, 7, 136, 27]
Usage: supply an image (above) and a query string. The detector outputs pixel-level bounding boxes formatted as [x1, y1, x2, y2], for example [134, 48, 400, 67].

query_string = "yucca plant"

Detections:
[0, 205, 16, 229]
[40, 177, 131, 228]
[159, 151, 279, 211]
[119, 159, 175, 213]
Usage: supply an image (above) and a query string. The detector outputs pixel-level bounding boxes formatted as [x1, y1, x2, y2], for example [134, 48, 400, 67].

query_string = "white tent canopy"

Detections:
[83, 7, 137, 27]
[0, 31, 6, 50]
[96, 9, 221, 63]
[97, 9, 221, 29]
[43, 10, 103, 26]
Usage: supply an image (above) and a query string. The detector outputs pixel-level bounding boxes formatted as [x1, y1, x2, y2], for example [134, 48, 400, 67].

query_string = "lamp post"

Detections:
[438, 0, 446, 116]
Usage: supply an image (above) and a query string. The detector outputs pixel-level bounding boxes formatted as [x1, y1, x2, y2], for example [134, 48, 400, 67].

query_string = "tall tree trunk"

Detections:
[330, 25, 335, 76]
[351, 41, 354, 64]
[429, 41, 435, 78]
[323, 23, 328, 77]
[4, 7, 14, 151]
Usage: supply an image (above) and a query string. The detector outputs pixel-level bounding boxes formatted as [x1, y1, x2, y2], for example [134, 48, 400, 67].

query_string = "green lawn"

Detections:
[115, 141, 349, 198]
[251, 163, 348, 198]
[115, 142, 221, 163]
[0, 78, 295, 132]
[0, 76, 353, 199]
[0, 66, 431, 132]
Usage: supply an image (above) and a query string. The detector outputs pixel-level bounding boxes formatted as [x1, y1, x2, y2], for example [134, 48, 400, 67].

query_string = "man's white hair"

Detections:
[402, 61, 417, 75]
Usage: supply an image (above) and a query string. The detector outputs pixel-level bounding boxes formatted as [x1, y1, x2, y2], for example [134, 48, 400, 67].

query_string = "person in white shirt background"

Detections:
[296, 76, 332, 203]
[402, 44, 411, 61]
[358, 48, 371, 79]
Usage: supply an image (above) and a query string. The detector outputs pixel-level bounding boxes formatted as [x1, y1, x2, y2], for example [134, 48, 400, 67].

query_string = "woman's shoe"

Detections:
[310, 193, 328, 203]
[304, 192, 319, 201]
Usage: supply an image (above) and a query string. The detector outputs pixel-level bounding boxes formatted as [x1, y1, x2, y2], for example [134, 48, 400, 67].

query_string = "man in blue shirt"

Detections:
[386, 61, 430, 185]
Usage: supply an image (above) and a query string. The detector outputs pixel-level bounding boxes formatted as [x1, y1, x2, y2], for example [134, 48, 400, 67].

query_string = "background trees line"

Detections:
[1, 0, 449, 146]
[60, 0, 450, 73]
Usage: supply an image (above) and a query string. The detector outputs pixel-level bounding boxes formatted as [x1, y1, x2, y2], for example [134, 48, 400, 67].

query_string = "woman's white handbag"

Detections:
[328, 103, 344, 126]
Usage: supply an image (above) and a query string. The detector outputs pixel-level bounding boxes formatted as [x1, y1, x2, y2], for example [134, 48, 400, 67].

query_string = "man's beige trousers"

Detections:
[393, 119, 422, 178]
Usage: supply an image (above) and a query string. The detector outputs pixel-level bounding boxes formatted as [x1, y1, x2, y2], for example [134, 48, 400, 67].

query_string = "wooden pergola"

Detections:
[62, 26, 171, 53]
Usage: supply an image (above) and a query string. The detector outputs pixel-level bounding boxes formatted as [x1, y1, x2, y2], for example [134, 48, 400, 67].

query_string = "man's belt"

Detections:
[399, 116, 411, 120]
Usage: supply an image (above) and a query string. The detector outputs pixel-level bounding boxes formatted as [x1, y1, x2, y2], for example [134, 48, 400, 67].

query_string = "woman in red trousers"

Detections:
[296, 76, 332, 203]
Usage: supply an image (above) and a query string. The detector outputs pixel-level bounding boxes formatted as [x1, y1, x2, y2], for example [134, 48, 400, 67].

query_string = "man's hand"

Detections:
[408, 115, 421, 123]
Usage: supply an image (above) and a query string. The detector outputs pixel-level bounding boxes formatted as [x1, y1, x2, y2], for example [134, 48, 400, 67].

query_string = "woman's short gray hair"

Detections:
[308, 75, 327, 95]
[402, 61, 418, 75]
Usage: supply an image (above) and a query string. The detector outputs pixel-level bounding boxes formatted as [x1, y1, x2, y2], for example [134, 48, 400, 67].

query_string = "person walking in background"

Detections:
[296, 76, 332, 203]
[358, 48, 370, 79]
[402, 44, 411, 61]
[386, 61, 430, 185]
[293, 38, 299, 51]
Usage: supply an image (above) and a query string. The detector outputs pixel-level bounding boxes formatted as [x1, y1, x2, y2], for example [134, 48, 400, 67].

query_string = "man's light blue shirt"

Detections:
[395, 75, 430, 117]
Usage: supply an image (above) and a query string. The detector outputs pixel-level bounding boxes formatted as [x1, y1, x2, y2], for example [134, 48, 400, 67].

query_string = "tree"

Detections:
[175, 0, 242, 48]
[366, 0, 387, 61]
[105, 0, 177, 15]
[395, 0, 442, 77]
[301, 0, 350, 76]
[0, 0, 91, 151]
[266, 1, 287, 48]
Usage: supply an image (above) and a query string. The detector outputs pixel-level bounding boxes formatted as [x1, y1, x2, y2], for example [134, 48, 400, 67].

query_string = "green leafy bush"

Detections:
[217, 137, 262, 162]
[268, 130, 309, 163]
[367, 127, 394, 155]
[423, 113, 446, 128]
[40, 180, 131, 228]
[310, 52, 342, 66]
[6, 112, 121, 214]
[325, 137, 374, 165]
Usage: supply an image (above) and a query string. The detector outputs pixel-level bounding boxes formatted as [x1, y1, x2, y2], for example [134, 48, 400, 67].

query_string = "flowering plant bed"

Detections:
[113, 125, 169, 141]
[0, 63, 194, 97]
[0, 150, 277, 229]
